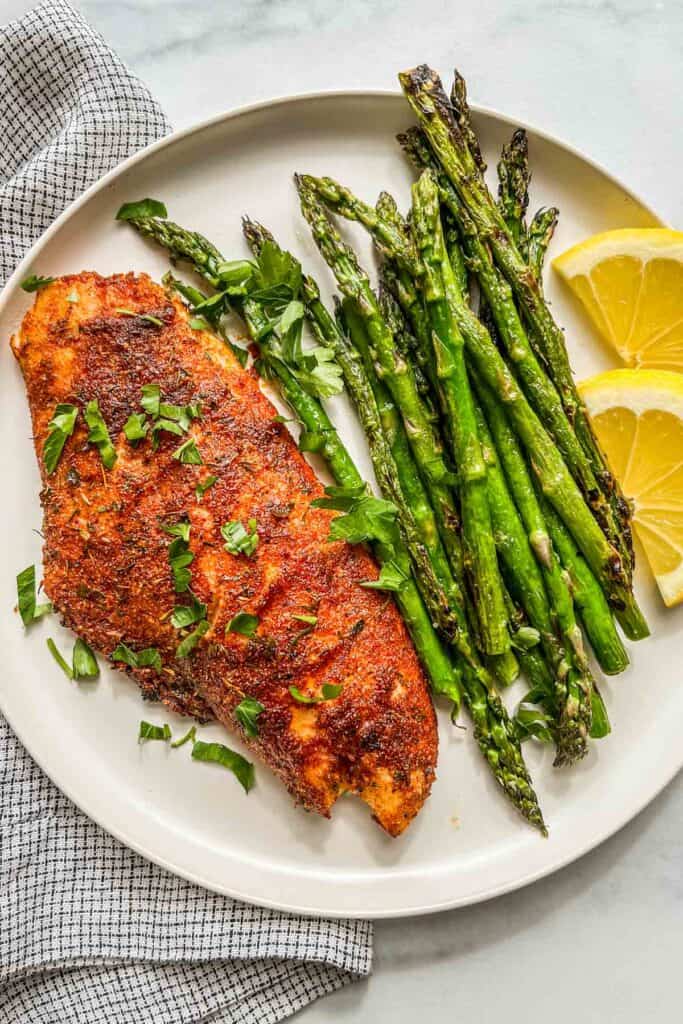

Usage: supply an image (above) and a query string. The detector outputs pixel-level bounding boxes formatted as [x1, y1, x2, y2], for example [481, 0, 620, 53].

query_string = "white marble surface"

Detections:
[5, 0, 682, 1020]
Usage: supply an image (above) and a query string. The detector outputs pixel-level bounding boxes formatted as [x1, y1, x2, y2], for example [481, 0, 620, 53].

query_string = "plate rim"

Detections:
[0, 89, 677, 919]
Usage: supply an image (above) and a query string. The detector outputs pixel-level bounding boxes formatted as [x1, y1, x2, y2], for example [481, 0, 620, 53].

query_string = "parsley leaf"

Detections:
[16, 564, 52, 626]
[46, 638, 73, 679]
[235, 697, 264, 738]
[215, 259, 254, 289]
[84, 399, 117, 469]
[288, 683, 343, 705]
[168, 532, 194, 593]
[191, 740, 255, 793]
[176, 618, 209, 658]
[139, 720, 172, 742]
[141, 384, 161, 417]
[72, 638, 99, 680]
[172, 436, 203, 465]
[514, 702, 555, 745]
[116, 198, 168, 221]
[159, 400, 201, 430]
[115, 308, 164, 326]
[171, 725, 197, 749]
[226, 612, 259, 637]
[151, 418, 185, 448]
[195, 475, 217, 500]
[21, 273, 55, 292]
[359, 560, 407, 593]
[111, 642, 162, 671]
[189, 316, 210, 331]
[171, 593, 207, 629]
[123, 412, 149, 443]
[163, 520, 191, 542]
[327, 495, 399, 547]
[43, 403, 78, 474]
[291, 613, 317, 626]
[221, 519, 258, 557]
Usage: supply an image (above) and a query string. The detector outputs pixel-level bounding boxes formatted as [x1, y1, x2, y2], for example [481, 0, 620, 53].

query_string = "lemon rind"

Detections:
[553, 228, 683, 279]
[579, 368, 683, 419]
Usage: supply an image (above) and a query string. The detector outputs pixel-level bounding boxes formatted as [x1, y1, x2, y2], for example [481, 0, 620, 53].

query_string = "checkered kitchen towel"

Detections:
[0, 2, 372, 1021]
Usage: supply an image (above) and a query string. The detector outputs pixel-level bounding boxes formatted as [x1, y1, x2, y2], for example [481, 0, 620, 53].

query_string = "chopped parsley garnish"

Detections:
[176, 618, 209, 658]
[132, 385, 203, 451]
[47, 637, 73, 679]
[172, 436, 203, 465]
[289, 683, 343, 705]
[163, 520, 191, 542]
[170, 725, 196, 749]
[359, 560, 407, 593]
[111, 642, 162, 671]
[291, 613, 317, 626]
[115, 307, 164, 327]
[215, 259, 254, 287]
[195, 475, 217, 500]
[514, 700, 555, 746]
[72, 638, 99, 680]
[221, 518, 258, 557]
[115, 197, 168, 221]
[235, 697, 264, 739]
[151, 418, 185, 446]
[141, 384, 161, 417]
[191, 740, 255, 793]
[167, 535, 193, 592]
[226, 612, 259, 637]
[84, 399, 117, 469]
[43, 403, 78, 474]
[171, 593, 207, 629]
[21, 273, 55, 292]
[123, 412, 149, 443]
[160, 400, 201, 430]
[139, 720, 172, 743]
[67, 290, 79, 303]
[189, 316, 210, 331]
[16, 564, 52, 626]
[312, 486, 400, 548]
[164, 520, 193, 592]
[242, 241, 343, 399]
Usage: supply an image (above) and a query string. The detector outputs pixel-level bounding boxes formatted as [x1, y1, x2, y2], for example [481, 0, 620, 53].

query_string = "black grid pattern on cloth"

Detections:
[0, 2, 373, 1020]
[0, 0, 170, 286]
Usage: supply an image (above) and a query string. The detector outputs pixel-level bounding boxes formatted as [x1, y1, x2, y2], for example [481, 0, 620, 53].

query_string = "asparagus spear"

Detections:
[474, 373, 595, 763]
[526, 207, 559, 289]
[294, 177, 473, 623]
[378, 282, 521, 687]
[410, 170, 510, 656]
[496, 128, 530, 248]
[303, 171, 644, 640]
[398, 128, 628, 567]
[399, 65, 642, 631]
[494, 140, 628, 676]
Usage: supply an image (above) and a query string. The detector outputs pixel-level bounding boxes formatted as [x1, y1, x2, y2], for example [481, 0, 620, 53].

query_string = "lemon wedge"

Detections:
[554, 228, 683, 371]
[579, 368, 683, 606]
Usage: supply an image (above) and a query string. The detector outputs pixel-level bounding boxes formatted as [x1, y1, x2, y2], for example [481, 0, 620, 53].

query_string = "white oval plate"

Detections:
[1, 93, 680, 919]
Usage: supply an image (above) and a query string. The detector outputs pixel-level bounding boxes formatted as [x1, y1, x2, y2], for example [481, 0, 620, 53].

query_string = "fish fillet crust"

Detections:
[11, 272, 438, 836]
